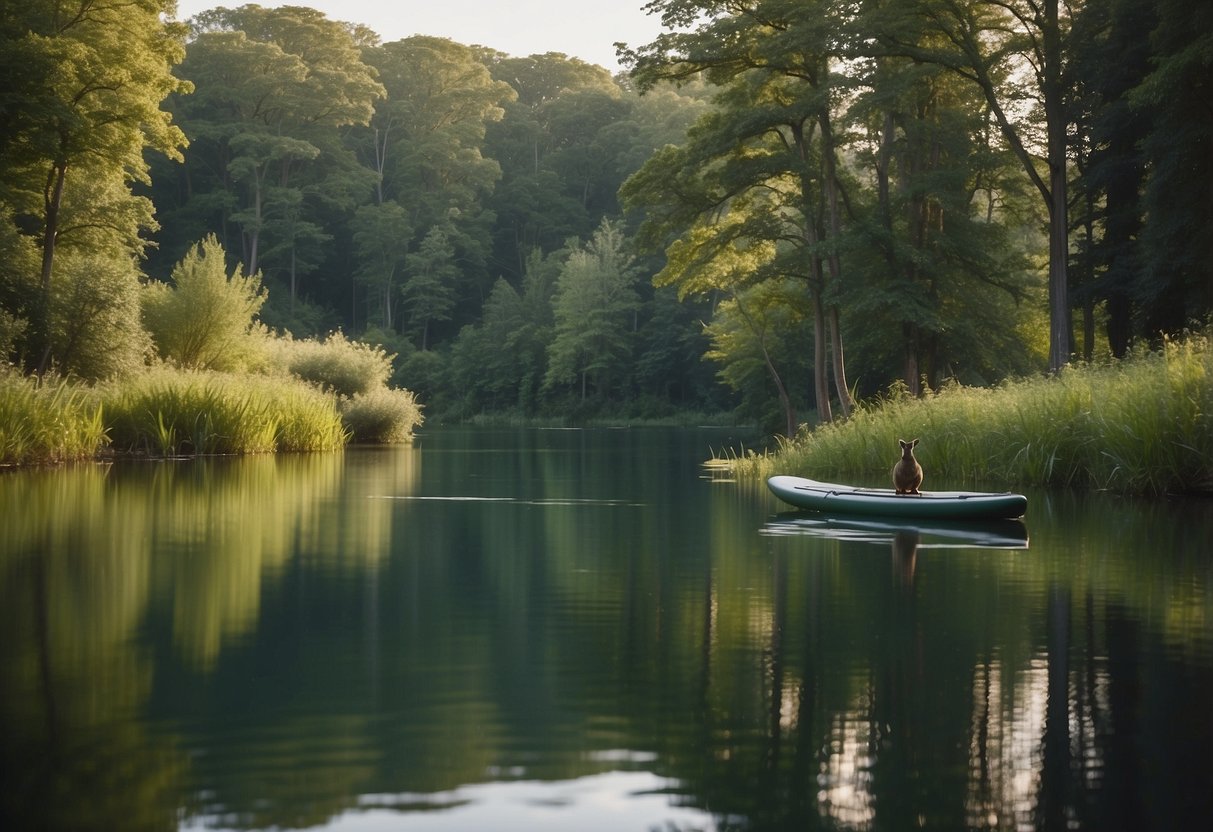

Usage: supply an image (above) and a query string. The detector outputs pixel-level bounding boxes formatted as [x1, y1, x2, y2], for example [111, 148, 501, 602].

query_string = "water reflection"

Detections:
[762, 512, 1030, 551]
[0, 430, 1210, 831]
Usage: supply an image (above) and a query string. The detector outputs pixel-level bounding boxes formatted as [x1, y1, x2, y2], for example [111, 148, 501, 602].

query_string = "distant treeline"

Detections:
[2, 1, 1210, 431]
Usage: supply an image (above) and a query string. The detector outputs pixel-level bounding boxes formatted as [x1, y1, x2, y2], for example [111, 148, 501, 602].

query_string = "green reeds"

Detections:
[733, 331, 1213, 495]
[101, 368, 346, 456]
[0, 367, 107, 466]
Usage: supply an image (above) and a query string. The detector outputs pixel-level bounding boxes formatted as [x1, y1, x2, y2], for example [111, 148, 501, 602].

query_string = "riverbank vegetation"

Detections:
[2, 2, 1211, 458]
[730, 330, 1213, 495]
[2, 228, 421, 467]
[0, 370, 106, 466]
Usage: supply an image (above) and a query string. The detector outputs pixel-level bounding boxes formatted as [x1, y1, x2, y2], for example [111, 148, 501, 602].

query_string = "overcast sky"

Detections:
[173, 1, 667, 72]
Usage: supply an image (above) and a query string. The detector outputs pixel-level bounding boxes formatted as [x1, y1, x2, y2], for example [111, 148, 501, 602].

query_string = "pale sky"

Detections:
[172, 1, 667, 72]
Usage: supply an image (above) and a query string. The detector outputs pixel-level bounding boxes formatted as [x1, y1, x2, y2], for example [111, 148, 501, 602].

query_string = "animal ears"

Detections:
[898, 438, 920, 448]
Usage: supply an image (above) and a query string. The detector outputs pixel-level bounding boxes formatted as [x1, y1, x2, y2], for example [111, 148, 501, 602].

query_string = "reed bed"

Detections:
[0, 367, 106, 466]
[100, 367, 347, 456]
[731, 332, 1213, 495]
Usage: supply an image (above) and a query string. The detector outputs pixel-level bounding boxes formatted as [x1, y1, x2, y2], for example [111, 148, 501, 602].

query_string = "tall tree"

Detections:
[482, 53, 626, 278]
[402, 224, 459, 350]
[1069, 0, 1155, 358]
[624, 0, 857, 421]
[871, 0, 1076, 371]
[352, 201, 412, 329]
[359, 36, 514, 312]
[0, 0, 190, 373]
[172, 5, 382, 280]
[848, 34, 1032, 391]
[1132, 0, 1213, 336]
[545, 220, 639, 400]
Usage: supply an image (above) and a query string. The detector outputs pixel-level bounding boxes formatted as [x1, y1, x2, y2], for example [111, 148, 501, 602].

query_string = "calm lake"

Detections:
[2, 427, 1211, 831]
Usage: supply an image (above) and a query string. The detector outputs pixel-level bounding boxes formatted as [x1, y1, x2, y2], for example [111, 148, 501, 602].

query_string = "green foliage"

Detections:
[0, 208, 40, 364]
[0, 309, 24, 360]
[734, 329, 1213, 495]
[0, 0, 189, 371]
[340, 387, 423, 443]
[365, 37, 513, 231]
[395, 348, 449, 408]
[1132, 0, 1213, 335]
[705, 281, 816, 432]
[159, 4, 383, 304]
[47, 253, 151, 381]
[100, 367, 346, 456]
[544, 220, 639, 399]
[272, 331, 394, 398]
[445, 248, 561, 416]
[142, 236, 268, 372]
[402, 224, 459, 350]
[353, 201, 412, 330]
[0, 366, 105, 466]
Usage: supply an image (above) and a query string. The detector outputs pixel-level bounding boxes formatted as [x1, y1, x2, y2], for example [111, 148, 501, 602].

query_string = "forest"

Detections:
[1, 0, 1210, 433]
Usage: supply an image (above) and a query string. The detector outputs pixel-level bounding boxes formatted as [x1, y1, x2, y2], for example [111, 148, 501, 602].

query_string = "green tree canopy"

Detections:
[0, 0, 190, 373]
[545, 220, 639, 401]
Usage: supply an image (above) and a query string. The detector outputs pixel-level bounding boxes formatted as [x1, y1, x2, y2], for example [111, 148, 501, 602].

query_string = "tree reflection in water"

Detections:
[1, 431, 1210, 831]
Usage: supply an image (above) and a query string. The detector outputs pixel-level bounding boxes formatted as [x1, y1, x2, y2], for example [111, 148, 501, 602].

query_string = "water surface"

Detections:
[1, 427, 1210, 830]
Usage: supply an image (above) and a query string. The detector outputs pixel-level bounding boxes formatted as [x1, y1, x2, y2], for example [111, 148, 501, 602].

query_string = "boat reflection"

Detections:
[761, 512, 1030, 551]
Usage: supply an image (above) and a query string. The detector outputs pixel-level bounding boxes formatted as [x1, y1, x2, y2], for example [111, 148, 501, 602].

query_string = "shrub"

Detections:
[142, 235, 268, 372]
[48, 253, 152, 380]
[275, 331, 393, 397]
[341, 387, 423, 443]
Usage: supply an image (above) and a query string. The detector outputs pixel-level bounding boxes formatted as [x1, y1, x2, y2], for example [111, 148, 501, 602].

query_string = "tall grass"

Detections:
[0, 367, 106, 466]
[732, 331, 1213, 495]
[100, 367, 347, 456]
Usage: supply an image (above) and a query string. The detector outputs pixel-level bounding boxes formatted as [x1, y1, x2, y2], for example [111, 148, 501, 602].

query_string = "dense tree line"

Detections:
[1, 1, 1209, 431]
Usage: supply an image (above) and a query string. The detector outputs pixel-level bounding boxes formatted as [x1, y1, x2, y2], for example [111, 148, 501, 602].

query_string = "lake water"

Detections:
[1, 427, 1210, 831]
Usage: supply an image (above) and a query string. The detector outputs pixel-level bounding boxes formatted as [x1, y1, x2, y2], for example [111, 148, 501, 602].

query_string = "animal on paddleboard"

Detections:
[893, 438, 923, 495]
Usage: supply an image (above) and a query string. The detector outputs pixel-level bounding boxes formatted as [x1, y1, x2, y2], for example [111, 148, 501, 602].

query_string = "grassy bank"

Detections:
[730, 331, 1213, 495]
[2, 360, 423, 467]
[100, 368, 350, 455]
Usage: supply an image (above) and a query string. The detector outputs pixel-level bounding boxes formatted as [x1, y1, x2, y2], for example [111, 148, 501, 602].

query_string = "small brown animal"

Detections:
[893, 438, 923, 495]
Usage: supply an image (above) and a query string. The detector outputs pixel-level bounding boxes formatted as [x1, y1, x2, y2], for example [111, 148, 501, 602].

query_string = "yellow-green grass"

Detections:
[0, 368, 106, 466]
[731, 332, 1213, 495]
[100, 368, 347, 456]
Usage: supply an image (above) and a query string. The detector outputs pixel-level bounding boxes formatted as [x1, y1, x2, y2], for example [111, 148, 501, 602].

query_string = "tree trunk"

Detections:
[904, 322, 921, 397]
[817, 102, 854, 416]
[828, 306, 851, 412]
[811, 282, 833, 425]
[924, 1, 1073, 372]
[791, 119, 833, 424]
[1047, 144, 1072, 371]
[35, 160, 68, 374]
